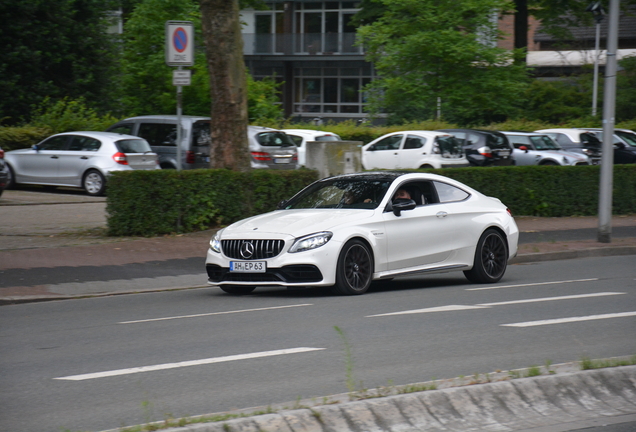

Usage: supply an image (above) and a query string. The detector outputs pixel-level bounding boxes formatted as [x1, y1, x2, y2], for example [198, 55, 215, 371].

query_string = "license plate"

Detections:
[274, 158, 289, 164]
[230, 261, 266, 272]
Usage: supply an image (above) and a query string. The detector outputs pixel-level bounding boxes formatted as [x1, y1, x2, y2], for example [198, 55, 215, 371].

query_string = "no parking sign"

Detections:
[165, 21, 194, 66]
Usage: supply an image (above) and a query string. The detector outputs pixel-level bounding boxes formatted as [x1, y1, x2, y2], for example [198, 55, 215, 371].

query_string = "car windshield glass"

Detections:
[435, 136, 464, 157]
[530, 135, 561, 150]
[116, 139, 152, 153]
[257, 132, 295, 147]
[581, 132, 602, 147]
[192, 121, 211, 147]
[315, 135, 341, 141]
[283, 178, 392, 210]
[615, 131, 636, 147]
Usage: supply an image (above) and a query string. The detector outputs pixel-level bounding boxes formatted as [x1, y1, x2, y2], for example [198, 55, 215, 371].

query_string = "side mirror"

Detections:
[277, 199, 288, 210]
[519, 145, 528, 152]
[390, 199, 417, 216]
[32, 144, 40, 151]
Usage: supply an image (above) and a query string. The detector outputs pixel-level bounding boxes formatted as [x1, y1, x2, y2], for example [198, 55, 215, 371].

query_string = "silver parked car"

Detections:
[502, 132, 590, 166]
[107, 115, 298, 170]
[4, 131, 159, 196]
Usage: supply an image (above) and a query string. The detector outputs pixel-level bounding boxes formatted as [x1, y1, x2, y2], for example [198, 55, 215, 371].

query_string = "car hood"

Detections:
[543, 150, 588, 160]
[222, 209, 375, 237]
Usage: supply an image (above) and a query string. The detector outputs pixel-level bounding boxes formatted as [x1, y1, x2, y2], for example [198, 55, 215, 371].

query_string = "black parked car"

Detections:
[0, 146, 8, 197]
[437, 129, 514, 166]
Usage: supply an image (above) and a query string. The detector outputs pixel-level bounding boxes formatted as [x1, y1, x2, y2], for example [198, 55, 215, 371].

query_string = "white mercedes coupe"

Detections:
[206, 172, 519, 295]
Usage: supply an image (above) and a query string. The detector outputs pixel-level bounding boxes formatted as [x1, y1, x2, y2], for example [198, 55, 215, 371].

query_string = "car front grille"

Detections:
[206, 264, 323, 284]
[221, 239, 285, 260]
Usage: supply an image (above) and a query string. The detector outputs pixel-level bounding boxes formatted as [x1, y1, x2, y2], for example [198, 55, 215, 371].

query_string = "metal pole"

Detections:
[176, 66, 183, 171]
[597, 0, 619, 243]
[592, 22, 600, 117]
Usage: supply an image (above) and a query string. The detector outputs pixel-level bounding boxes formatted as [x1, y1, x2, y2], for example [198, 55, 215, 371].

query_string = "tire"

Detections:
[220, 285, 256, 295]
[464, 229, 508, 284]
[540, 160, 559, 166]
[83, 169, 106, 196]
[6, 164, 16, 189]
[331, 239, 373, 295]
[419, 164, 434, 169]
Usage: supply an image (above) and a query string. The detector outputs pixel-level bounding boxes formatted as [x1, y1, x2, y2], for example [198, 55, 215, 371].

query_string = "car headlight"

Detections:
[289, 231, 333, 253]
[209, 233, 222, 253]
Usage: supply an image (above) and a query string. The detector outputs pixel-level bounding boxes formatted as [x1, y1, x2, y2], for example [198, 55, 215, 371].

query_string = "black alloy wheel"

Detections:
[220, 285, 256, 295]
[332, 239, 373, 295]
[464, 228, 508, 283]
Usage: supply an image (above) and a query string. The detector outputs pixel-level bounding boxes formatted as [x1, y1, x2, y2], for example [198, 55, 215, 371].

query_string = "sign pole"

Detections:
[176, 66, 183, 171]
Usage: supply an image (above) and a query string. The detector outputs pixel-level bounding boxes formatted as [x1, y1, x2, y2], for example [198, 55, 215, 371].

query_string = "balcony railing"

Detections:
[242, 33, 363, 56]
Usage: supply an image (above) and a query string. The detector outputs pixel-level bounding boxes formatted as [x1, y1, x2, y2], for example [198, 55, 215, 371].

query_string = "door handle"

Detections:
[50, 155, 59, 159]
[436, 211, 448, 218]
[80, 156, 89, 159]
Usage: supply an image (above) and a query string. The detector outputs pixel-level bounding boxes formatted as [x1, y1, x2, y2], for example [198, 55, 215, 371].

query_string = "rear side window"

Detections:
[507, 135, 531, 146]
[69, 136, 101, 151]
[192, 121, 211, 147]
[486, 134, 510, 150]
[404, 135, 425, 149]
[433, 181, 470, 203]
[287, 135, 304, 146]
[116, 139, 152, 154]
[581, 132, 601, 146]
[138, 123, 177, 147]
[256, 132, 295, 147]
[435, 136, 463, 157]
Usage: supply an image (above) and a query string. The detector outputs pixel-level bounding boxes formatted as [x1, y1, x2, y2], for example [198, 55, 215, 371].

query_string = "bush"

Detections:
[29, 97, 119, 133]
[0, 126, 52, 151]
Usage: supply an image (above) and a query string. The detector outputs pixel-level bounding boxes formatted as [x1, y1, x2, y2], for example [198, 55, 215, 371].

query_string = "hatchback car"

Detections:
[534, 128, 602, 164]
[281, 129, 342, 167]
[4, 132, 158, 196]
[502, 132, 590, 166]
[361, 131, 468, 170]
[107, 116, 298, 170]
[436, 129, 514, 166]
[206, 172, 519, 295]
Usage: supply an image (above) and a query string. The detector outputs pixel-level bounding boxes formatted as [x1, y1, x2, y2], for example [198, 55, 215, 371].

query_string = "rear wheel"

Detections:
[6, 164, 16, 189]
[220, 285, 256, 295]
[83, 169, 106, 196]
[464, 229, 508, 283]
[331, 239, 373, 295]
[540, 160, 559, 166]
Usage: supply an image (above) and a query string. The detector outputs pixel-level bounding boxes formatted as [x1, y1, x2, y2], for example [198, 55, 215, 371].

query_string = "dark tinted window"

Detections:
[486, 134, 510, 150]
[435, 136, 463, 157]
[581, 132, 601, 146]
[138, 123, 177, 147]
[369, 134, 402, 151]
[68, 136, 101, 151]
[192, 121, 211, 147]
[404, 135, 425, 149]
[256, 132, 295, 147]
[38, 136, 69, 150]
[288, 135, 304, 146]
[116, 139, 152, 153]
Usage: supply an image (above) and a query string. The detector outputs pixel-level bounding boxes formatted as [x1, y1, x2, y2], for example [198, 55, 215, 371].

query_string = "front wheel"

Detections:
[220, 285, 256, 295]
[331, 239, 373, 295]
[464, 229, 508, 283]
[83, 169, 106, 196]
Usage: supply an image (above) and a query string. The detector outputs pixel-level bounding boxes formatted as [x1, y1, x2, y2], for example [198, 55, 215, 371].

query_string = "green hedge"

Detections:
[105, 165, 636, 237]
[106, 169, 319, 236]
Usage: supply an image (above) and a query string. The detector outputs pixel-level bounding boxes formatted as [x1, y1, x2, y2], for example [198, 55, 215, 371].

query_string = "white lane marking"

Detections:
[502, 312, 636, 328]
[478, 292, 625, 306]
[367, 305, 487, 317]
[54, 347, 325, 381]
[119, 304, 313, 324]
[366, 292, 625, 318]
[466, 278, 599, 291]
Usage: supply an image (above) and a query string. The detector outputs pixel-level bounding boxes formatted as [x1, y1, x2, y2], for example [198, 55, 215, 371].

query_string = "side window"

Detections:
[192, 121, 211, 147]
[508, 136, 530, 147]
[435, 136, 464, 157]
[288, 135, 303, 146]
[551, 133, 573, 146]
[108, 123, 134, 135]
[69, 136, 101, 151]
[466, 133, 480, 146]
[138, 123, 177, 147]
[433, 181, 470, 203]
[369, 134, 402, 151]
[38, 136, 69, 151]
[580, 132, 601, 146]
[404, 135, 425, 149]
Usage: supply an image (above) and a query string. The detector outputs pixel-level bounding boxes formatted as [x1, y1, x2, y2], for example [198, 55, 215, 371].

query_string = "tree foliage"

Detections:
[357, 0, 529, 125]
[0, 0, 120, 125]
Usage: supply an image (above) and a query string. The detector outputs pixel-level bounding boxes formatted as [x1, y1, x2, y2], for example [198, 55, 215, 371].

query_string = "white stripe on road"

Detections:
[119, 304, 313, 324]
[54, 347, 325, 381]
[502, 312, 636, 327]
[366, 292, 624, 317]
[466, 278, 599, 291]
[478, 292, 624, 307]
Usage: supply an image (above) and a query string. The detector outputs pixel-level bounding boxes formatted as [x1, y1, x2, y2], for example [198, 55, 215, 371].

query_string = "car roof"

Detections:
[437, 128, 506, 137]
[282, 129, 339, 136]
[119, 115, 211, 121]
[53, 131, 145, 141]
[501, 131, 549, 136]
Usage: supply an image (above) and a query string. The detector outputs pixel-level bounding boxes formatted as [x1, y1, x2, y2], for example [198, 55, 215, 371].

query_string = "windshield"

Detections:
[486, 134, 509, 150]
[283, 178, 393, 210]
[615, 130, 636, 147]
[530, 135, 561, 150]
[116, 139, 152, 153]
[257, 132, 295, 147]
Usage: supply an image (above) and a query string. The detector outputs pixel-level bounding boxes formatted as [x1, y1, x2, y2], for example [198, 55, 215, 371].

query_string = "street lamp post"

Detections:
[586, 1, 606, 117]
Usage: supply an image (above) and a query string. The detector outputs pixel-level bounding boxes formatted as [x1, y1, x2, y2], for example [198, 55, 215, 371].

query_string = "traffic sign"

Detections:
[173, 70, 191, 86]
[165, 21, 194, 66]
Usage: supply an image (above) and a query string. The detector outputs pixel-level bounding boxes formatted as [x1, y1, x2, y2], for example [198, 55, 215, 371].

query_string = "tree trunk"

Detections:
[200, 0, 250, 171]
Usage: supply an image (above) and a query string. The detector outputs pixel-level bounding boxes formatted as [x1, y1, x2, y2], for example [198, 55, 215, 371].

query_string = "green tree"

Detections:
[357, 0, 529, 125]
[0, 0, 120, 125]
[616, 55, 636, 122]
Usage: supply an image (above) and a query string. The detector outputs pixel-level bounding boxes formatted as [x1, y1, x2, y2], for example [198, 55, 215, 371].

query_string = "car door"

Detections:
[363, 134, 403, 169]
[19, 135, 70, 183]
[508, 136, 536, 166]
[397, 134, 428, 168]
[57, 135, 98, 186]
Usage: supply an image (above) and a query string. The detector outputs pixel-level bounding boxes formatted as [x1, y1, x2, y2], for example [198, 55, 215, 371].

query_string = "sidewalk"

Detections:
[1, 189, 636, 304]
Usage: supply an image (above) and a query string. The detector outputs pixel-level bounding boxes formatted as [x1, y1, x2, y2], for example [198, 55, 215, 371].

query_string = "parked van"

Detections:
[107, 115, 298, 170]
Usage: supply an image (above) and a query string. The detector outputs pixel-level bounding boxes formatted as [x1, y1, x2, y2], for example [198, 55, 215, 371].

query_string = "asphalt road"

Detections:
[1, 255, 634, 432]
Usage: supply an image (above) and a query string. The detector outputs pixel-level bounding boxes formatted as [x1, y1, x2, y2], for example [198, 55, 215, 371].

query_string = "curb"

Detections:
[510, 245, 636, 264]
[101, 364, 636, 432]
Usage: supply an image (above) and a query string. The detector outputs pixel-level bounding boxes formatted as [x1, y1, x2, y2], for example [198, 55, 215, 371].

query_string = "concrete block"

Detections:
[578, 370, 636, 414]
[339, 402, 384, 432]
[280, 409, 325, 432]
[596, 367, 636, 409]
[441, 386, 504, 430]
[391, 393, 447, 431]
[417, 389, 477, 431]
[305, 141, 363, 179]
[463, 383, 537, 430]
[362, 397, 413, 432]
[532, 375, 601, 420]
[509, 378, 579, 425]
[312, 404, 351, 432]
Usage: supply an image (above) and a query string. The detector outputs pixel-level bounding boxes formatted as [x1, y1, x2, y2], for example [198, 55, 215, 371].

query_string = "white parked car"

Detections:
[361, 131, 469, 170]
[206, 172, 519, 295]
[281, 129, 342, 166]
[5, 131, 159, 196]
[502, 132, 590, 166]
